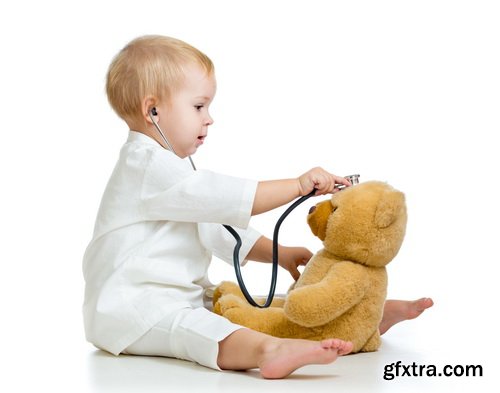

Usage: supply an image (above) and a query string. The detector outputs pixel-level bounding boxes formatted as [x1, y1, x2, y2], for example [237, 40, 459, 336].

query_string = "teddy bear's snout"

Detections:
[308, 206, 316, 214]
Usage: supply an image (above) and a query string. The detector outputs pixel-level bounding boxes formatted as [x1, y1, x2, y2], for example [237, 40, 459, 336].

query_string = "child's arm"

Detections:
[246, 236, 312, 281]
[251, 167, 350, 216]
[248, 168, 349, 280]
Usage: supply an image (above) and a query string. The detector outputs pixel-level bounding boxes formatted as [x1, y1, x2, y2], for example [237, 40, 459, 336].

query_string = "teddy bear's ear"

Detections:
[307, 200, 333, 241]
[374, 190, 405, 229]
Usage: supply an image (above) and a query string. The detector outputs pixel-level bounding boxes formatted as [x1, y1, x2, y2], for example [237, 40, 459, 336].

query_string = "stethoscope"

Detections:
[149, 108, 359, 307]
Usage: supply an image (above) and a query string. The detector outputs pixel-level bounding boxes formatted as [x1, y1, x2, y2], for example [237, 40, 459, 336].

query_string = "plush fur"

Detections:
[213, 181, 407, 353]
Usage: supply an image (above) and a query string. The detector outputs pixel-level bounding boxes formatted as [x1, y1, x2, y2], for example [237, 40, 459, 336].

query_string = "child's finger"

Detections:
[289, 266, 301, 281]
[334, 175, 351, 187]
[316, 174, 336, 195]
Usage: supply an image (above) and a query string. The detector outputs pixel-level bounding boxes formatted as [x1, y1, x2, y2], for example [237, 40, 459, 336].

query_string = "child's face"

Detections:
[156, 65, 216, 158]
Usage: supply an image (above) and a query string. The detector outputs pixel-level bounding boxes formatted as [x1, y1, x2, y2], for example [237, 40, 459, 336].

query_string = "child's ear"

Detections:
[142, 96, 159, 124]
[307, 200, 333, 241]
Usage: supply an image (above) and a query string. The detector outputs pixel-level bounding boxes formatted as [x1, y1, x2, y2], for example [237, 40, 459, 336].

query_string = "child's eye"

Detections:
[195, 105, 204, 111]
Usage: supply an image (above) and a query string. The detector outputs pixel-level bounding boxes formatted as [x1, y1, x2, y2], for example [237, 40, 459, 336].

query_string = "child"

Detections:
[83, 35, 433, 379]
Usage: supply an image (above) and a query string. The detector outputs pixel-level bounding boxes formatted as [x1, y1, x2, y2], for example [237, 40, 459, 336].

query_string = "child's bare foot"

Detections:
[379, 298, 434, 335]
[258, 338, 353, 379]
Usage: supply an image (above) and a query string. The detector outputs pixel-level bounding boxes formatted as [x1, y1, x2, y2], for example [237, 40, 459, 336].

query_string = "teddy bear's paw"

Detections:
[213, 281, 243, 304]
[215, 294, 247, 315]
[217, 295, 256, 326]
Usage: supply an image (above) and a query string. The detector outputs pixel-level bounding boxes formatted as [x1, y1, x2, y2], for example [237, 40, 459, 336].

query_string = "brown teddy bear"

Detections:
[213, 181, 407, 353]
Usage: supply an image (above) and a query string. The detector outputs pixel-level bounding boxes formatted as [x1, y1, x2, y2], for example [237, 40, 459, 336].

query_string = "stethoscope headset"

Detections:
[148, 107, 359, 308]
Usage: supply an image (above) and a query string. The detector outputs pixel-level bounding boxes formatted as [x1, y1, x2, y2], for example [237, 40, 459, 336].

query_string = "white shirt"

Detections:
[83, 131, 260, 355]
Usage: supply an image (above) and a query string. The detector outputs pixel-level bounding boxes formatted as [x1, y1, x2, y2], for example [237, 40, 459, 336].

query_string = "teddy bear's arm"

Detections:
[213, 281, 286, 308]
[284, 261, 369, 327]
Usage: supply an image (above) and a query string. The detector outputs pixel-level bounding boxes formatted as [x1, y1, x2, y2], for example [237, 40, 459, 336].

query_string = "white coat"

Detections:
[83, 131, 260, 355]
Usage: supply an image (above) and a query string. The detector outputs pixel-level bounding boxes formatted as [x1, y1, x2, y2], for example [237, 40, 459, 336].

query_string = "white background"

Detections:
[0, 0, 498, 391]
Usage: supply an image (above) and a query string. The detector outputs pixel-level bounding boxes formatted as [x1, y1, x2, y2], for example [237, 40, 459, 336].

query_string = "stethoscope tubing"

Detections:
[148, 110, 356, 308]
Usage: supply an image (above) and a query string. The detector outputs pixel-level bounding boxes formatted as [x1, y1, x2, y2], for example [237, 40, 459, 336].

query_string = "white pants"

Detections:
[123, 307, 244, 370]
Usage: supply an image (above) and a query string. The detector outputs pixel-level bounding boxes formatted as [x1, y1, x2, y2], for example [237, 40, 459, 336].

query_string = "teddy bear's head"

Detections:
[307, 181, 407, 267]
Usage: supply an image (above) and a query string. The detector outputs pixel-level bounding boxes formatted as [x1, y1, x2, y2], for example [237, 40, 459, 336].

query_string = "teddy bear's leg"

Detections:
[269, 297, 286, 308]
[215, 294, 276, 332]
[212, 281, 245, 305]
[213, 281, 286, 308]
[360, 330, 381, 352]
[215, 294, 308, 338]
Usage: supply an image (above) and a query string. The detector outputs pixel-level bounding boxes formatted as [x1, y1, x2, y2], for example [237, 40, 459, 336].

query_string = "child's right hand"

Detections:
[298, 167, 351, 196]
[253, 168, 351, 216]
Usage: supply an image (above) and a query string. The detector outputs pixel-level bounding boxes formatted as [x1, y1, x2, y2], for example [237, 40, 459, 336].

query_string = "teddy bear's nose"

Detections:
[309, 206, 316, 214]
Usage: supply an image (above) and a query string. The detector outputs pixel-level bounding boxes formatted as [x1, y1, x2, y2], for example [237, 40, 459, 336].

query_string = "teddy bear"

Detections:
[213, 181, 407, 353]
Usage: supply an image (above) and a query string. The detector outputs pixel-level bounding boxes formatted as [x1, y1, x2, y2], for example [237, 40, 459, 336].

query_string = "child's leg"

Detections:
[217, 328, 353, 379]
[124, 307, 352, 379]
[379, 297, 434, 335]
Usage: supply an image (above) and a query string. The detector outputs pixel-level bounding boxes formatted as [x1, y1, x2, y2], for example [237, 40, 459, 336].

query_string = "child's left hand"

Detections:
[278, 246, 313, 281]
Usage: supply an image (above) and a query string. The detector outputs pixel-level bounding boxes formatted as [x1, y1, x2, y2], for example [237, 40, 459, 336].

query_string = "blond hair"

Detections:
[106, 35, 214, 122]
